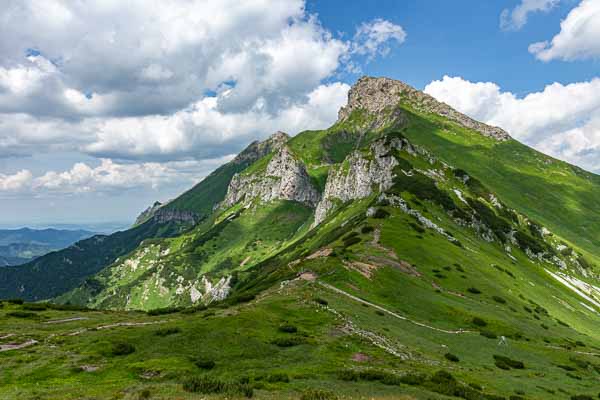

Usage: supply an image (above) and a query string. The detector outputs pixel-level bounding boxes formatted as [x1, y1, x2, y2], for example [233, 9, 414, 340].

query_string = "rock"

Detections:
[313, 136, 410, 226]
[134, 200, 199, 226]
[339, 76, 511, 141]
[222, 145, 320, 208]
[134, 201, 163, 226]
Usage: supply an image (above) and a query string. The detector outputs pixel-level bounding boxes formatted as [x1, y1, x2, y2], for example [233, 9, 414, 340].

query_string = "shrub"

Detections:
[409, 222, 425, 233]
[361, 226, 374, 234]
[570, 396, 593, 400]
[22, 303, 47, 311]
[271, 337, 305, 347]
[314, 298, 328, 306]
[138, 389, 152, 399]
[480, 330, 497, 339]
[343, 236, 361, 247]
[6, 298, 24, 305]
[146, 306, 182, 316]
[467, 287, 482, 294]
[193, 358, 216, 370]
[155, 327, 181, 337]
[399, 373, 427, 386]
[266, 372, 289, 383]
[111, 342, 136, 356]
[391, 172, 456, 210]
[278, 324, 298, 333]
[182, 375, 253, 398]
[300, 389, 338, 400]
[375, 310, 385, 316]
[444, 353, 460, 362]
[472, 317, 487, 327]
[467, 198, 511, 239]
[6, 311, 37, 318]
[492, 296, 506, 304]
[372, 209, 390, 219]
[493, 355, 524, 369]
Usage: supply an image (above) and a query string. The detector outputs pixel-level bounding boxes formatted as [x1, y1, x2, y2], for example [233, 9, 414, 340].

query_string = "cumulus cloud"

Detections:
[0, 157, 233, 197]
[352, 19, 407, 60]
[0, 1, 407, 201]
[529, 0, 600, 60]
[424, 75, 600, 172]
[500, 0, 559, 31]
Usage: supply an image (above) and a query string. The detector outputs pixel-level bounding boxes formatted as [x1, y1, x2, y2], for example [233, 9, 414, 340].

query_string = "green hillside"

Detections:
[2, 77, 599, 399]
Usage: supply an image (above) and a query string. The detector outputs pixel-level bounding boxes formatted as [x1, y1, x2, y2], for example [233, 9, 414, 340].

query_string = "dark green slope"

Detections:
[0, 218, 184, 301]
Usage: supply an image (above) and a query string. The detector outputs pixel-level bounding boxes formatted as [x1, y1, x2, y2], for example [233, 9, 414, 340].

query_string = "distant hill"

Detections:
[0, 228, 95, 266]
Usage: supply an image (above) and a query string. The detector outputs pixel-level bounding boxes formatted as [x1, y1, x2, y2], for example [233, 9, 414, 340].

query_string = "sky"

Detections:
[1, 0, 599, 228]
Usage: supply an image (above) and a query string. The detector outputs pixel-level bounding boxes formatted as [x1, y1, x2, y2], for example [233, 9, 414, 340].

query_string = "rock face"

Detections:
[134, 201, 163, 226]
[222, 145, 320, 208]
[313, 136, 412, 226]
[339, 76, 511, 141]
[232, 131, 289, 165]
[151, 208, 199, 225]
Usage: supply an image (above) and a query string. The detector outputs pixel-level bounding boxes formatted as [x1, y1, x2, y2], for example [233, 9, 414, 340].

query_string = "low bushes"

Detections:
[193, 358, 216, 370]
[278, 324, 298, 333]
[300, 389, 338, 400]
[493, 355, 524, 370]
[467, 287, 482, 294]
[111, 342, 136, 356]
[480, 329, 497, 339]
[472, 317, 487, 327]
[492, 296, 507, 304]
[6, 311, 38, 319]
[182, 375, 253, 398]
[22, 303, 47, 311]
[444, 353, 460, 362]
[155, 327, 181, 337]
[271, 337, 305, 347]
[266, 372, 289, 383]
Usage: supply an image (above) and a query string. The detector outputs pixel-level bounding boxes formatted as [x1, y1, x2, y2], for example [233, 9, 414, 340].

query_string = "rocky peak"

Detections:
[233, 131, 289, 165]
[339, 76, 510, 141]
[222, 145, 320, 208]
[134, 201, 163, 226]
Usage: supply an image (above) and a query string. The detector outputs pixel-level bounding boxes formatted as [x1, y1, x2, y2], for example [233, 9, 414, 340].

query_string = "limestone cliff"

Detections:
[222, 145, 320, 208]
[313, 136, 414, 225]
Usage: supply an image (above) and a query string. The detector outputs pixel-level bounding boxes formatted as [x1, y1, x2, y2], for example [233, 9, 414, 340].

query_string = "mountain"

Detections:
[0, 134, 286, 300]
[2, 77, 600, 400]
[0, 228, 95, 266]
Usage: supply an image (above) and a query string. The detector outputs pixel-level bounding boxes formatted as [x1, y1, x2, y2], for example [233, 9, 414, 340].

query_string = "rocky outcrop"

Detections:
[313, 136, 412, 226]
[222, 146, 320, 208]
[134, 201, 163, 226]
[232, 131, 289, 165]
[339, 76, 510, 141]
[151, 208, 199, 225]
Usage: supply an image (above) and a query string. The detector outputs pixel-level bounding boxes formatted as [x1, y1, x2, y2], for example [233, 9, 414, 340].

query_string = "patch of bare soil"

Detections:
[366, 255, 421, 277]
[343, 260, 379, 278]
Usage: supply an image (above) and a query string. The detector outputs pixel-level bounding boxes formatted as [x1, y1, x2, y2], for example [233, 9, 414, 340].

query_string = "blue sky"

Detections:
[0, 0, 599, 228]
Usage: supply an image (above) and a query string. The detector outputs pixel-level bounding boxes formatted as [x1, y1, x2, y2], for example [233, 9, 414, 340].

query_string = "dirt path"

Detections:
[45, 317, 89, 324]
[0, 339, 38, 352]
[318, 281, 474, 335]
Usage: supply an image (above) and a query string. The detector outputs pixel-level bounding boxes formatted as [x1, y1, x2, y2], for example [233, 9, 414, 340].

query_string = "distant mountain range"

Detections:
[0, 228, 95, 266]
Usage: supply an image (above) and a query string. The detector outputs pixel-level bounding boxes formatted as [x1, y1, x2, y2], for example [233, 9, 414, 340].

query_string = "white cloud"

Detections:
[529, 0, 600, 60]
[84, 82, 350, 160]
[0, 1, 409, 202]
[500, 0, 559, 31]
[0, 170, 33, 191]
[0, 157, 233, 197]
[352, 19, 407, 60]
[424, 75, 600, 172]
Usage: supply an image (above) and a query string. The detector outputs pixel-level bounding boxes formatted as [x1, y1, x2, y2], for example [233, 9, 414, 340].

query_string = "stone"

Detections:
[339, 76, 511, 141]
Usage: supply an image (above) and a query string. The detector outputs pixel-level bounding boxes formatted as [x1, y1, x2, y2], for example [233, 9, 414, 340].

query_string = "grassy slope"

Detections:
[399, 107, 600, 258]
[0, 219, 186, 301]
[62, 201, 314, 310]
